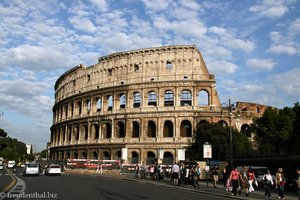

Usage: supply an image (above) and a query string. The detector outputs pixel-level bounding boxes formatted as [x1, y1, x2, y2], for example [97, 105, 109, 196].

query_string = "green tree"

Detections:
[187, 123, 252, 161]
[251, 106, 295, 155]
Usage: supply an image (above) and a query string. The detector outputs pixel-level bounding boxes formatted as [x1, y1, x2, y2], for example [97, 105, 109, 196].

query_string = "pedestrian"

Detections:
[263, 169, 274, 198]
[184, 165, 189, 185]
[247, 167, 257, 192]
[135, 164, 139, 178]
[275, 167, 285, 199]
[229, 166, 241, 196]
[171, 162, 180, 185]
[140, 162, 146, 180]
[240, 166, 250, 197]
[212, 165, 219, 187]
[297, 168, 300, 200]
[222, 167, 228, 190]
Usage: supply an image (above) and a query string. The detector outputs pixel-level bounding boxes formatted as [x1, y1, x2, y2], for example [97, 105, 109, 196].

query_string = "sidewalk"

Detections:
[115, 173, 298, 200]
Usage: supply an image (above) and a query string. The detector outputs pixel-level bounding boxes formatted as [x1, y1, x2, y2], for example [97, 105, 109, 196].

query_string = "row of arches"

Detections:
[51, 119, 193, 146]
[53, 150, 175, 165]
[54, 89, 211, 123]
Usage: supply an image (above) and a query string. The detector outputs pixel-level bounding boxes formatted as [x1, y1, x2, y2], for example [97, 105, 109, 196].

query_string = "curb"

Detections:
[0, 168, 17, 193]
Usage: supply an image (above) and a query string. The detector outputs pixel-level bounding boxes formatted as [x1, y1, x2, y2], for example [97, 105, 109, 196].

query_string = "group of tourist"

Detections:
[226, 166, 293, 199]
[135, 162, 300, 200]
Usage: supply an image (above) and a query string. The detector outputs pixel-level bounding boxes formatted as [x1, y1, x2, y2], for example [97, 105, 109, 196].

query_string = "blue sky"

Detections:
[0, 0, 299, 152]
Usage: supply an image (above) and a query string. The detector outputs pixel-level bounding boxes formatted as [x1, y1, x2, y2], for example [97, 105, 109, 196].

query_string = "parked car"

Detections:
[23, 163, 39, 176]
[45, 164, 61, 176]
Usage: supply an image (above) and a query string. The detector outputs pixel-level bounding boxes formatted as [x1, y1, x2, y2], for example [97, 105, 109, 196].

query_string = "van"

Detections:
[7, 160, 16, 168]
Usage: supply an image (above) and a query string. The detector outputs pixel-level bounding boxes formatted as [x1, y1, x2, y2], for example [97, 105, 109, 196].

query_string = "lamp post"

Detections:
[221, 99, 239, 170]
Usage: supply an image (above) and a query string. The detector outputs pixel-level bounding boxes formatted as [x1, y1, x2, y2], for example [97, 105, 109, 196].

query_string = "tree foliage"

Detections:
[0, 128, 29, 162]
[187, 122, 252, 161]
[251, 102, 300, 155]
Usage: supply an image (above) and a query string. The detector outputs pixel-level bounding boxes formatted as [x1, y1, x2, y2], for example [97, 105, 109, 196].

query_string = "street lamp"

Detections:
[221, 99, 240, 170]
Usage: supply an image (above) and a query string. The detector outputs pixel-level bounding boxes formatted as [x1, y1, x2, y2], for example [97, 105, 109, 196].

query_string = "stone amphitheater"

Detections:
[50, 45, 268, 164]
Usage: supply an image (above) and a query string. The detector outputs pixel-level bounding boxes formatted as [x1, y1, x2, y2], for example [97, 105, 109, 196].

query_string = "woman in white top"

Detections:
[263, 169, 274, 198]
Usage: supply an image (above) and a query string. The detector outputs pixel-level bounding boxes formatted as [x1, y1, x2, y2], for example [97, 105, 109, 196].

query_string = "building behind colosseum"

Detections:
[50, 45, 269, 164]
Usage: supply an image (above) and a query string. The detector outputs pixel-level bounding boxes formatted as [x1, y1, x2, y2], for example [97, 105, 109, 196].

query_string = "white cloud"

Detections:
[208, 26, 226, 35]
[0, 45, 72, 71]
[289, 18, 300, 35]
[141, 0, 171, 12]
[90, 0, 108, 12]
[249, 0, 289, 18]
[267, 45, 297, 55]
[225, 38, 256, 53]
[246, 58, 276, 70]
[69, 16, 97, 33]
[207, 60, 238, 74]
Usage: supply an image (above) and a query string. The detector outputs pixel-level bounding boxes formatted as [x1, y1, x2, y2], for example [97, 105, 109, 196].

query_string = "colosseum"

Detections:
[50, 45, 268, 164]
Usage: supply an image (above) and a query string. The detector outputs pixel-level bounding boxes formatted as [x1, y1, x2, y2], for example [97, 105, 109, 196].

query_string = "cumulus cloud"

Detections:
[0, 45, 72, 71]
[246, 58, 276, 70]
[69, 16, 97, 33]
[249, 0, 289, 18]
[267, 45, 297, 55]
[207, 60, 238, 74]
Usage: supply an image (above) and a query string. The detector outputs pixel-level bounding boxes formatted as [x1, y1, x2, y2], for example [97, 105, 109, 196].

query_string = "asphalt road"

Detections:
[1, 170, 229, 200]
[0, 168, 14, 192]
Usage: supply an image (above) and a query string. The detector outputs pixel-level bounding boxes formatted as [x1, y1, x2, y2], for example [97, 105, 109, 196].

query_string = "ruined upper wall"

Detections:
[54, 45, 216, 100]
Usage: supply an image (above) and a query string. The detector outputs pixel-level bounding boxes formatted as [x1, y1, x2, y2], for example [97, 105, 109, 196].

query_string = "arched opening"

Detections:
[74, 126, 79, 141]
[241, 124, 251, 137]
[163, 120, 173, 137]
[83, 125, 88, 140]
[163, 152, 173, 164]
[146, 151, 155, 164]
[107, 95, 113, 111]
[73, 151, 78, 159]
[198, 90, 209, 106]
[114, 151, 121, 160]
[218, 120, 228, 127]
[180, 120, 192, 137]
[131, 151, 139, 164]
[132, 121, 140, 138]
[147, 121, 156, 137]
[104, 123, 112, 139]
[120, 94, 126, 109]
[103, 151, 110, 160]
[133, 92, 141, 108]
[96, 97, 102, 111]
[164, 90, 174, 106]
[92, 151, 98, 159]
[180, 90, 192, 106]
[117, 121, 125, 138]
[81, 151, 87, 159]
[148, 91, 157, 106]
[93, 124, 99, 139]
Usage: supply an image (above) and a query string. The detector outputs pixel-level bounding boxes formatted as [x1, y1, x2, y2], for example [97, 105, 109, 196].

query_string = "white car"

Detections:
[45, 164, 61, 176]
[23, 163, 39, 176]
[7, 160, 15, 168]
[0, 164, 3, 170]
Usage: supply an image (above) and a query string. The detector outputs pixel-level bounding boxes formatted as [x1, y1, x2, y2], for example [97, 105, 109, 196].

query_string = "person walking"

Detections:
[212, 165, 219, 187]
[229, 166, 241, 196]
[247, 167, 256, 193]
[240, 166, 250, 197]
[275, 167, 285, 199]
[171, 162, 180, 185]
[263, 169, 274, 198]
[222, 167, 228, 190]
